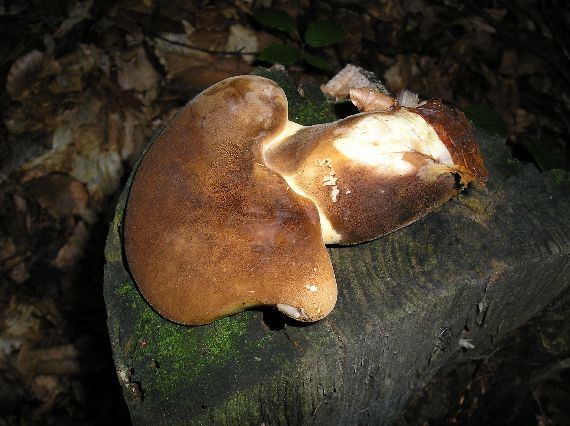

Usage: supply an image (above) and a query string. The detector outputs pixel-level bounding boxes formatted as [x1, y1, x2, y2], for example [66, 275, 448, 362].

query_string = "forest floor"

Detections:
[0, 0, 568, 424]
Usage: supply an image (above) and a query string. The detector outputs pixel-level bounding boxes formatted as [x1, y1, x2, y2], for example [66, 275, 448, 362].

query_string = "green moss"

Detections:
[216, 389, 263, 423]
[109, 264, 271, 397]
[202, 371, 290, 424]
[202, 316, 249, 357]
[104, 230, 122, 263]
[138, 304, 157, 322]
[548, 169, 569, 185]
[115, 280, 132, 296]
[127, 308, 253, 398]
[251, 333, 273, 349]
[104, 193, 125, 263]
[123, 335, 138, 357]
[290, 101, 336, 126]
[253, 66, 337, 126]
[145, 315, 249, 375]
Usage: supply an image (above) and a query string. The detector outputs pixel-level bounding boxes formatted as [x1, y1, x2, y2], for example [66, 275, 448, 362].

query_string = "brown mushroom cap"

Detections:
[264, 101, 487, 245]
[124, 76, 337, 325]
[125, 74, 487, 325]
[413, 100, 488, 187]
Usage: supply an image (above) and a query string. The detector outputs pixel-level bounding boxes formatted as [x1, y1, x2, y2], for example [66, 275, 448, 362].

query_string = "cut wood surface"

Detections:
[104, 68, 570, 425]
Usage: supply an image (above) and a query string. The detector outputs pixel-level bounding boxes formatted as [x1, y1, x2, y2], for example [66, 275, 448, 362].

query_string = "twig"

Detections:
[145, 30, 258, 56]
[532, 389, 547, 420]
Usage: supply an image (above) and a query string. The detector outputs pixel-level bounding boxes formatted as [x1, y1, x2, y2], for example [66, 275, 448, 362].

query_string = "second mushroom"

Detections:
[124, 73, 487, 325]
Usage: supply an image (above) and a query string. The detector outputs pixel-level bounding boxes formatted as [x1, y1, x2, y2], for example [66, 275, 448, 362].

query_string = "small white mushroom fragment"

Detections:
[124, 74, 487, 325]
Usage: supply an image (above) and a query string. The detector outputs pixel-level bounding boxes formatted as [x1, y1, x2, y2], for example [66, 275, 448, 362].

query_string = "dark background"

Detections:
[0, 0, 568, 424]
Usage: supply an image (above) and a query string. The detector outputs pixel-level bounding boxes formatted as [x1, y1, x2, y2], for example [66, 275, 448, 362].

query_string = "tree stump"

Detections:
[104, 67, 570, 425]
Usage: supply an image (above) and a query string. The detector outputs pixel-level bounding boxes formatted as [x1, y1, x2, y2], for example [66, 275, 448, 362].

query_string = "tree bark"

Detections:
[104, 67, 570, 425]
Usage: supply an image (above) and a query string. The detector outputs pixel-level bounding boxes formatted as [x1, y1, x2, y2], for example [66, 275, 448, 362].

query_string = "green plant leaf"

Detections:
[463, 103, 508, 137]
[303, 52, 332, 70]
[257, 44, 303, 66]
[252, 8, 297, 34]
[304, 20, 345, 47]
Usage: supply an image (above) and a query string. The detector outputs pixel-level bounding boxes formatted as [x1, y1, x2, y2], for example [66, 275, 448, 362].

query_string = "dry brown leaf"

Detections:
[149, 12, 257, 89]
[6, 50, 61, 101]
[196, 7, 235, 31]
[115, 46, 160, 104]
[8, 262, 29, 284]
[1, 299, 41, 340]
[16, 344, 83, 379]
[31, 375, 62, 402]
[151, 34, 252, 89]
[54, 0, 93, 38]
[16, 94, 150, 201]
[225, 24, 258, 63]
[189, 28, 227, 51]
[25, 174, 90, 220]
[514, 108, 536, 133]
[454, 15, 497, 33]
[0, 238, 17, 262]
[52, 221, 89, 274]
[383, 55, 420, 93]
[47, 44, 107, 95]
[499, 50, 518, 75]
[500, 51, 545, 76]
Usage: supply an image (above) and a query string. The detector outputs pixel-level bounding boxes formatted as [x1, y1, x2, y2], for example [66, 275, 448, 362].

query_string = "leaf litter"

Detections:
[0, 0, 568, 423]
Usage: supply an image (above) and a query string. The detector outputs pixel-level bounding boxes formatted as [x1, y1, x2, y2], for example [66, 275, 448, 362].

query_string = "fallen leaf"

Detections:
[1, 299, 41, 339]
[52, 221, 89, 273]
[225, 24, 258, 63]
[115, 46, 160, 104]
[25, 174, 90, 220]
[6, 50, 61, 101]
[54, 0, 93, 38]
[31, 375, 61, 402]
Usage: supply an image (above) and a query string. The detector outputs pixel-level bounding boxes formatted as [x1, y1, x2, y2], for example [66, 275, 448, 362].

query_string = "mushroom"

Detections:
[124, 76, 337, 325]
[124, 75, 487, 325]
[263, 95, 488, 244]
